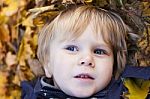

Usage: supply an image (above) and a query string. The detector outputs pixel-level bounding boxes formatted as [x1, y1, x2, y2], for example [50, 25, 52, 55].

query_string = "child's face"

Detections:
[46, 24, 114, 98]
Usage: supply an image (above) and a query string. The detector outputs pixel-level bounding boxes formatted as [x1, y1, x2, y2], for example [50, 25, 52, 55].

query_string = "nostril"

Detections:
[80, 62, 92, 65]
[89, 63, 92, 65]
[81, 62, 85, 64]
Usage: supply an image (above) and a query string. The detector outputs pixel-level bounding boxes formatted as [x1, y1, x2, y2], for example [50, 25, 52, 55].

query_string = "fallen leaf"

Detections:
[12, 74, 20, 86]
[62, 0, 75, 4]
[2, 0, 19, 16]
[17, 27, 34, 65]
[85, 0, 93, 3]
[22, 16, 35, 27]
[0, 14, 9, 24]
[5, 51, 17, 66]
[27, 59, 44, 76]
[124, 78, 150, 99]
[0, 72, 8, 96]
[0, 24, 10, 42]
[17, 64, 35, 81]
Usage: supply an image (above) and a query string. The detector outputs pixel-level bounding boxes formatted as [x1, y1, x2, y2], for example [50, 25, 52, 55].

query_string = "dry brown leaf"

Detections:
[28, 5, 55, 13]
[142, 2, 150, 16]
[0, 41, 2, 49]
[17, 64, 35, 81]
[95, 0, 108, 7]
[35, 0, 46, 7]
[12, 74, 20, 86]
[11, 26, 18, 40]
[28, 59, 44, 76]
[33, 11, 59, 27]
[0, 24, 10, 42]
[0, 47, 5, 64]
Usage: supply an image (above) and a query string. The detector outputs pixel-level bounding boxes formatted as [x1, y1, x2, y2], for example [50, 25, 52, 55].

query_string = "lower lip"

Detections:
[74, 77, 94, 83]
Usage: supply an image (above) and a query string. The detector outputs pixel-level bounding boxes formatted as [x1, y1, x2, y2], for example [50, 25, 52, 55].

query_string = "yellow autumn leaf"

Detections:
[0, 90, 21, 99]
[85, 0, 93, 3]
[142, 2, 150, 16]
[0, 14, 9, 24]
[17, 26, 33, 65]
[32, 33, 38, 47]
[2, 0, 19, 16]
[30, 33, 38, 57]
[10, 90, 21, 99]
[17, 41, 33, 65]
[0, 72, 8, 96]
[124, 78, 150, 99]
[22, 16, 35, 27]
[12, 74, 20, 86]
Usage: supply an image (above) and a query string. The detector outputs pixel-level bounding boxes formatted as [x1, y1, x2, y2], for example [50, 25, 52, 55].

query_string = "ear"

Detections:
[43, 66, 52, 78]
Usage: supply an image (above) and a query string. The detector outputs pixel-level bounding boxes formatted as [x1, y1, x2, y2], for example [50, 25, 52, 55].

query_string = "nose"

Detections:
[78, 56, 95, 68]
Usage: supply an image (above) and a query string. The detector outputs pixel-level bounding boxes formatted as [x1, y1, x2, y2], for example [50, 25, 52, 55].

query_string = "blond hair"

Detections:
[37, 5, 128, 79]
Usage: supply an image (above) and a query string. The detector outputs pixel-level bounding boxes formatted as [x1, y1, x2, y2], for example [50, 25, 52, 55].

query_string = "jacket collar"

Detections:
[33, 76, 121, 98]
[122, 65, 150, 80]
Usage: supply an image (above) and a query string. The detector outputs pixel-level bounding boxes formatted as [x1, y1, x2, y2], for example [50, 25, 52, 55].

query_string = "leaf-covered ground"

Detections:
[0, 0, 150, 99]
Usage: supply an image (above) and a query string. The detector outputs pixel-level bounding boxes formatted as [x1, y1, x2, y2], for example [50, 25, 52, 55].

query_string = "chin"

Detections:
[73, 93, 93, 98]
[70, 89, 95, 98]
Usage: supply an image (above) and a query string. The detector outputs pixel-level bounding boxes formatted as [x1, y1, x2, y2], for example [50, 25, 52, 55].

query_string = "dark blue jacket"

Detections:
[21, 66, 150, 99]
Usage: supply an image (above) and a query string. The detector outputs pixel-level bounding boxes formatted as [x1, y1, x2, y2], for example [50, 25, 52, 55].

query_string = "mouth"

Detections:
[74, 73, 94, 80]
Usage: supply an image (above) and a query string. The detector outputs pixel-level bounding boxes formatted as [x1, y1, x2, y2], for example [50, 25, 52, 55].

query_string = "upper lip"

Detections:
[74, 73, 95, 80]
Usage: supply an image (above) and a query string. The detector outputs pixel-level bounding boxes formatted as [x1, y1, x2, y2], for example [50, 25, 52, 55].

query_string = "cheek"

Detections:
[96, 59, 113, 77]
[54, 51, 77, 67]
[96, 57, 113, 75]
[96, 64, 113, 76]
[52, 54, 74, 75]
[97, 56, 114, 65]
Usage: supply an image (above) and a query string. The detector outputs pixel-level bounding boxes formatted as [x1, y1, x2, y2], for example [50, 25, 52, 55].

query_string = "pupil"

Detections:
[69, 47, 74, 51]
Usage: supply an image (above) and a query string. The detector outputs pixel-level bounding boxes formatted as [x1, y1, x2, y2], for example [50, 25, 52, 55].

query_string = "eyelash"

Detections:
[65, 45, 109, 55]
[94, 49, 108, 55]
[65, 45, 79, 52]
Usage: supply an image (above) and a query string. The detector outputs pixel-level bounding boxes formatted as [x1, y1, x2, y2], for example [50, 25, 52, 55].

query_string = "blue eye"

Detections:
[94, 49, 107, 55]
[65, 45, 78, 52]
